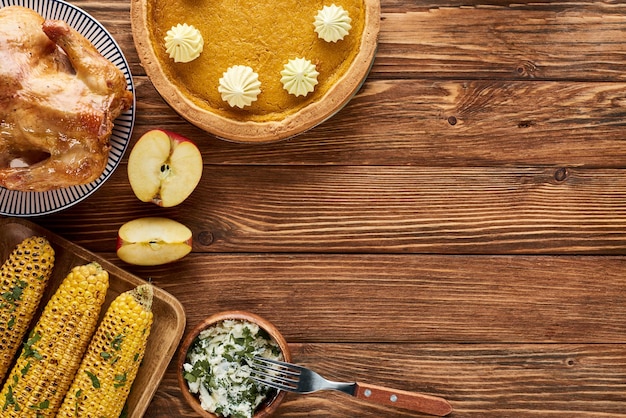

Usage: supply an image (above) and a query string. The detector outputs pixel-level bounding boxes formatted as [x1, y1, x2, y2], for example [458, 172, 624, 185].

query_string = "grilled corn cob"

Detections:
[0, 236, 55, 381]
[0, 262, 109, 417]
[57, 284, 154, 418]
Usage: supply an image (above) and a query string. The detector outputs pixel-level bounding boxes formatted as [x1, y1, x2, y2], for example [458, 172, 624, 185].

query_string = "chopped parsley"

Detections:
[29, 399, 49, 411]
[20, 361, 31, 377]
[22, 332, 42, 360]
[3, 385, 19, 412]
[1, 280, 28, 311]
[85, 371, 100, 389]
[111, 333, 125, 351]
[114, 372, 127, 388]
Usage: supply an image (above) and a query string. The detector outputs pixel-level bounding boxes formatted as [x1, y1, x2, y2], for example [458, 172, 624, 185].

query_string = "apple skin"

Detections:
[128, 129, 203, 207]
[116, 217, 193, 266]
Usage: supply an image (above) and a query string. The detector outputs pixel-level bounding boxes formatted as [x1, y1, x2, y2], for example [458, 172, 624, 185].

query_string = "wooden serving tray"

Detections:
[0, 217, 186, 417]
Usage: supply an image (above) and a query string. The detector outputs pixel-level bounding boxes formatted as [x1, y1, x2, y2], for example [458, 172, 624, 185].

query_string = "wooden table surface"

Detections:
[11, 0, 626, 416]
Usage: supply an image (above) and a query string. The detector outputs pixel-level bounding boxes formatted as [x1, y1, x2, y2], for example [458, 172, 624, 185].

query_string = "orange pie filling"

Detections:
[146, 0, 365, 123]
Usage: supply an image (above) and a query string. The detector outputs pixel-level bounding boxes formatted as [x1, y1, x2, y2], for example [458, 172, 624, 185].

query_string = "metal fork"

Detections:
[250, 357, 452, 416]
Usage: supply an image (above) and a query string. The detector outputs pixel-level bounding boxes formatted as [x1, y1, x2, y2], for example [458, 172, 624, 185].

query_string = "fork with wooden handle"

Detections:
[251, 356, 453, 416]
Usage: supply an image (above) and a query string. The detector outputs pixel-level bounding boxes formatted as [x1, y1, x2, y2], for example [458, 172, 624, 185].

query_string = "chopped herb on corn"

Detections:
[0, 236, 55, 382]
[57, 284, 154, 418]
[0, 262, 109, 417]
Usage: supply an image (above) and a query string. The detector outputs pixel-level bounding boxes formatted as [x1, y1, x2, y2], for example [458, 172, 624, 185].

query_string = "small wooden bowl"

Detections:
[177, 311, 291, 418]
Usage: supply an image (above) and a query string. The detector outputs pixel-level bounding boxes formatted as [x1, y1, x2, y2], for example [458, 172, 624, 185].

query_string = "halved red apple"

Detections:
[128, 129, 203, 207]
[117, 217, 192, 266]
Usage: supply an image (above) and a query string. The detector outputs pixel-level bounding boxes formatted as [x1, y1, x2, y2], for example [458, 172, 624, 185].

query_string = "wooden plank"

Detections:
[93, 254, 626, 344]
[131, 77, 626, 166]
[149, 342, 626, 417]
[375, 5, 626, 81]
[67, 1, 626, 81]
[38, 166, 626, 254]
[384, 0, 626, 13]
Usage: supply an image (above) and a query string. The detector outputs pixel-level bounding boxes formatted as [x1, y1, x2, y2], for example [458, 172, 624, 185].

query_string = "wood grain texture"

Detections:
[81, 0, 626, 81]
[100, 254, 626, 344]
[38, 165, 626, 254]
[126, 78, 626, 167]
[375, 4, 626, 81]
[5, 0, 626, 416]
[149, 343, 626, 417]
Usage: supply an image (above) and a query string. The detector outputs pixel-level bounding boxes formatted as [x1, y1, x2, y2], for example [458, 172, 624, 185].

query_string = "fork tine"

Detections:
[251, 364, 299, 385]
[249, 356, 301, 392]
[252, 356, 303, 375]
[250, 374, 297, 392]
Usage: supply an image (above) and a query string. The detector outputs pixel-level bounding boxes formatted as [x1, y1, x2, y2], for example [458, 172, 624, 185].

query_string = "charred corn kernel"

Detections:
[57, 284, 154, 418]
[0, 236, 55, 381]
[0, 262, 109, 417]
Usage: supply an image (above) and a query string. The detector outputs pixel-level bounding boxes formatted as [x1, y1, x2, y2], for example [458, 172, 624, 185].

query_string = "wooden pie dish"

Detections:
[130, 0, 380, 143]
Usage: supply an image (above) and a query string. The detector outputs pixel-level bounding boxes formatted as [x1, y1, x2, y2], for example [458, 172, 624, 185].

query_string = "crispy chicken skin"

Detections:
[0, 6, 133, 192]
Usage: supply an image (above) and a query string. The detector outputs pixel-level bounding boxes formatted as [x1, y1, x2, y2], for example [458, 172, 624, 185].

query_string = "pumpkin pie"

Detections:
[131, 0, 380, 143]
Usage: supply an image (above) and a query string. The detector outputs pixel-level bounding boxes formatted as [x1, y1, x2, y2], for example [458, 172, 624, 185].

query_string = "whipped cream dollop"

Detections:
[280, 58, 319, 97]
[164, 23, 204, 63]
[314, 4, 352, 43]
[218, 65, 262, 108]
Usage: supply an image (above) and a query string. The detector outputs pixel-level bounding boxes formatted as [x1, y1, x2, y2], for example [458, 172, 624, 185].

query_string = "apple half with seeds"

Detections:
[128, 129, 203, 207]
[117, 217, 193, 266]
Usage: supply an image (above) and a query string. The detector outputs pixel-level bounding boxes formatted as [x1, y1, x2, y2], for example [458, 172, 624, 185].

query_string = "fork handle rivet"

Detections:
[390, 394, 398, 402]
[364, 389, 372, 397]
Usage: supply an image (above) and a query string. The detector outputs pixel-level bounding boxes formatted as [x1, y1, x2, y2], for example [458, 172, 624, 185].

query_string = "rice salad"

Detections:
[183, 319, 284, 418]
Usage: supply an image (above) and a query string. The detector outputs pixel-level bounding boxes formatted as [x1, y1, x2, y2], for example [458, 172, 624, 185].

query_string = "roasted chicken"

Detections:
[0, 6, 133, 192]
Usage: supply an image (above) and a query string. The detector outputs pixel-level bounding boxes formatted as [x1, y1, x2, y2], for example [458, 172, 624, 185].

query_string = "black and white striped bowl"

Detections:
[0, 0, 135, 216]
